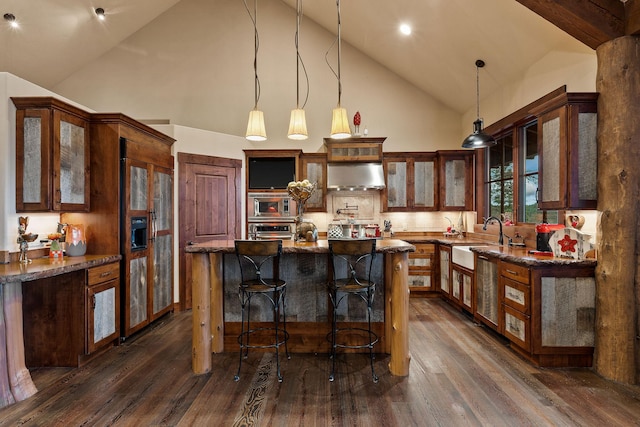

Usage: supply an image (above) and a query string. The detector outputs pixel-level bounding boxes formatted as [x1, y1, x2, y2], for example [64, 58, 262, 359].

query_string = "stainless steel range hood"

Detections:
[327, 163, 386, 190]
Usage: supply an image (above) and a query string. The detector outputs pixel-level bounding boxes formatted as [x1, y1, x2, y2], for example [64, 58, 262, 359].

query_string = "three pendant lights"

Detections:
[245, 0, 351, 142]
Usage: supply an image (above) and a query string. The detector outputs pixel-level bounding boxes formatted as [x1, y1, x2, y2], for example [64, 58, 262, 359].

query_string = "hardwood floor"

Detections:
[2, 298, 640, 426]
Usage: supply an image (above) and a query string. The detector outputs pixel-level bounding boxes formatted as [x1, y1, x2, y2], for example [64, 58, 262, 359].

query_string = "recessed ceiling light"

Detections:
[95, 7, 105, 21]
[4, 13, 18, 28]
[399, 23, 411, 35]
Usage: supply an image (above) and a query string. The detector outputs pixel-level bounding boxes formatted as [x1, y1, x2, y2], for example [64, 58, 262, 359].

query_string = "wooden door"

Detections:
[178, 153, 242, 310]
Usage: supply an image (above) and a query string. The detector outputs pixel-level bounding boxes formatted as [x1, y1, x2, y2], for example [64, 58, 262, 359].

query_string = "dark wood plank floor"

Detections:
[2, 298, 640, 426]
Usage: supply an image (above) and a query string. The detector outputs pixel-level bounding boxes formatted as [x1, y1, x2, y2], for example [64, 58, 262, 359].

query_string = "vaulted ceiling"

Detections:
[0, 0, 633, 115]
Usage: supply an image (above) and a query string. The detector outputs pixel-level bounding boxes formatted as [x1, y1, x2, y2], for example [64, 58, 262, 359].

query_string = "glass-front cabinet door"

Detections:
[438, 151, 474, 211]
[383, 153, 437, 212]
[13, 98, 90, 212]
[300, 153, 327, 212]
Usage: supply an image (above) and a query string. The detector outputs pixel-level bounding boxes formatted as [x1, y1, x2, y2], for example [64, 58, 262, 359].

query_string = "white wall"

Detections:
[464, 46, 597, 134]
[52, 0, 462, 153]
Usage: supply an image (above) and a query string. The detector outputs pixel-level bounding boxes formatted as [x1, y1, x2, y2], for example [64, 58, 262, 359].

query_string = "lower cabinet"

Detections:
[22, 261, 120, 367]
[86, 262, 120, 354]
[408, 243, 436, 296]
[438, 246, 451, 297]
[474, 255, 499, 331]
[451, 265, 473, 311]
[498, 259, 595, 367]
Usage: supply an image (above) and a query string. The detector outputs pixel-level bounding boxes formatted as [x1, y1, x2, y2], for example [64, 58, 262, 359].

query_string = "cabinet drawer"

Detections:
[499, 262, 529, 284]
[408, 274, 433, 290]
[409, 255, 433, 272]
[412, 244, 435, 256]
[503, 304, 531, 351]
[87, 262, 120, 286]
[502, 278, 530, 315]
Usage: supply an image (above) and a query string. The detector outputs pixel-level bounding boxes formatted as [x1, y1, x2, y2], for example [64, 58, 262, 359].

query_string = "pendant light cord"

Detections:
[474, 59, 485, 120]
[295, 0, 309, 109]
[325, 0, 343, 107]
[243, 0, 260, 109]
[475, 64, 480, 120]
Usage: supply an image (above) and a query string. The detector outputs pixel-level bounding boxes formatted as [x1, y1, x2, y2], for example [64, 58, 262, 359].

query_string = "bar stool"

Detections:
[327, 239, 379, 383]
[234, 240, 289, 382]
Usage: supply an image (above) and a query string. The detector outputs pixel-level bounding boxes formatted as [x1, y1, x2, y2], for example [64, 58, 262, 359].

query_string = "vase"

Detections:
[65, 224, 87, 256]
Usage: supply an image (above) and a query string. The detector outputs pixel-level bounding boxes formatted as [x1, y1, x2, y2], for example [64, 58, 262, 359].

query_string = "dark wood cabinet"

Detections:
[408, 243, 436, 296]
[13, 97, 91, 212]
[383, 153, 438, 212]
[534, 93, 598, 210]
[438, 245, 451, 298]
[324, 137, 385, 162]
[300, 153, 327, 212]
[86, 263, 120, 354]
[62, 114, 175, 339]
[474, 254, 500, 332]
[438, 150, 474, 211]
[22, 262, 120, 367]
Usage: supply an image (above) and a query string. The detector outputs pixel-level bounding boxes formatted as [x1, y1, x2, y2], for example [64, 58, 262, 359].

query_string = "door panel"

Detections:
[178, 154, 242, 310]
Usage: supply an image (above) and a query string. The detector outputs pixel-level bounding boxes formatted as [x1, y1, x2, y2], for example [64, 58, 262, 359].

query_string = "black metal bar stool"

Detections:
[234, 239, 290, 382]
[327, 239, 379, 383]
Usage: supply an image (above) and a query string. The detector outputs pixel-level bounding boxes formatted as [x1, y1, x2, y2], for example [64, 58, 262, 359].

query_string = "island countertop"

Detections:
[185, 238, 416, 254]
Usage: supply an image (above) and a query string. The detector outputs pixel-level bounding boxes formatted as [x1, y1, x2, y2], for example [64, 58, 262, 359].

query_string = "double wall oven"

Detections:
[247, 192, 296, 240]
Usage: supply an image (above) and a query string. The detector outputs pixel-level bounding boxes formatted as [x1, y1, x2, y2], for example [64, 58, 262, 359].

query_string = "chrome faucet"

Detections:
[483, 216, 504, 245]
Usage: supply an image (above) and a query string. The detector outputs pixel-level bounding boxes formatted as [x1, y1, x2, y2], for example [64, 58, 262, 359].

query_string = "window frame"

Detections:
[474, 86, 567, 226]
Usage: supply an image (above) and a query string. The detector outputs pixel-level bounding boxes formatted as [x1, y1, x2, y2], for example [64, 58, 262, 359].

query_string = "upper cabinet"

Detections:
[383, 153, 438, 212]
[324, 137, 385, 162]
[13, 97, 91, 212]
[300, 153, 327, 212]
[533, 93, 598, 210]
[438, 150, 474, 211]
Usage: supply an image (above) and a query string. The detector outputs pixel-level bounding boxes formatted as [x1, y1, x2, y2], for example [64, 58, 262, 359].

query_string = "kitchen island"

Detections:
[186, 239, 415, 377]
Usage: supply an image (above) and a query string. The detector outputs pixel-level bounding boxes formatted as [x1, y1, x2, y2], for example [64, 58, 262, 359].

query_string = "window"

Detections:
[486, 133, 513, 220]
[482, 120, 557, 224]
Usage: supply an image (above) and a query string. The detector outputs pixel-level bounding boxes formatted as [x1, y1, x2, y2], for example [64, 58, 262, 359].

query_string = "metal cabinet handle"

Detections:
[506, 269, 518, 276]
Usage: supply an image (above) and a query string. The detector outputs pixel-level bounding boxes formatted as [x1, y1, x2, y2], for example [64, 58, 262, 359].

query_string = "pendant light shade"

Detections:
[330, 107, 351, 139]
[246, 109, 267, 141]
[329, 0, 351, 139]
[288, 108, 308, 140]
[462, 59, 496, 149]
[245, 0, 267, 141]
[288, 0, 309, 140]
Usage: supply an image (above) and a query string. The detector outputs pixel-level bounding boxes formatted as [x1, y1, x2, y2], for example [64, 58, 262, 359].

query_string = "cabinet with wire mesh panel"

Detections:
[12, 97, 91, 212]
[533, 93, 598, 210]
[408, 243, 436, 296]
[383, 153, 438, 212]
[324, 137, 385, 162]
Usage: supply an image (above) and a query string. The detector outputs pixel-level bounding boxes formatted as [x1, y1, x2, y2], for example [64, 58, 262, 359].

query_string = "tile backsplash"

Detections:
[304, 190, 476, 234]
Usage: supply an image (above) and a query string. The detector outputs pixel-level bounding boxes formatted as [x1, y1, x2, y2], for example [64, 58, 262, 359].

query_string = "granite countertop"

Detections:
[185, 239, 415, 254]
[389, 232, 597, 267]
[469, 245, 597, 267]
[0, 254, 122, 284]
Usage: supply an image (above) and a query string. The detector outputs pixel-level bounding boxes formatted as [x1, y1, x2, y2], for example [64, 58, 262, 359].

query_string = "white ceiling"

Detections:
[1, 0, 592, 114]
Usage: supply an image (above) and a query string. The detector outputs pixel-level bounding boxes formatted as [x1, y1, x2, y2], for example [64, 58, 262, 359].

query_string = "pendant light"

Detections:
[329, 0, 351, 139]
[245, 0, 267, 141]
[461, 59, 496, 149]
[288, 0, 309, 140]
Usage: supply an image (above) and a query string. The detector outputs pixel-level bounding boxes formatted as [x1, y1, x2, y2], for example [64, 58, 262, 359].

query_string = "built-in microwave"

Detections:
[248, 192, 296, 220]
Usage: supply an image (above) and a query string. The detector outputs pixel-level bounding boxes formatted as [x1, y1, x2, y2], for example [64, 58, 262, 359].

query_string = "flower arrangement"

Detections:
[287, 179, 316, 206]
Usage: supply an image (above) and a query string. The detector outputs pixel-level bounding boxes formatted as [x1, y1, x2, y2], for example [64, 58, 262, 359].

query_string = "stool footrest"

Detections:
[238, 327, 289, 350]
[327, 327, 379, 350]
